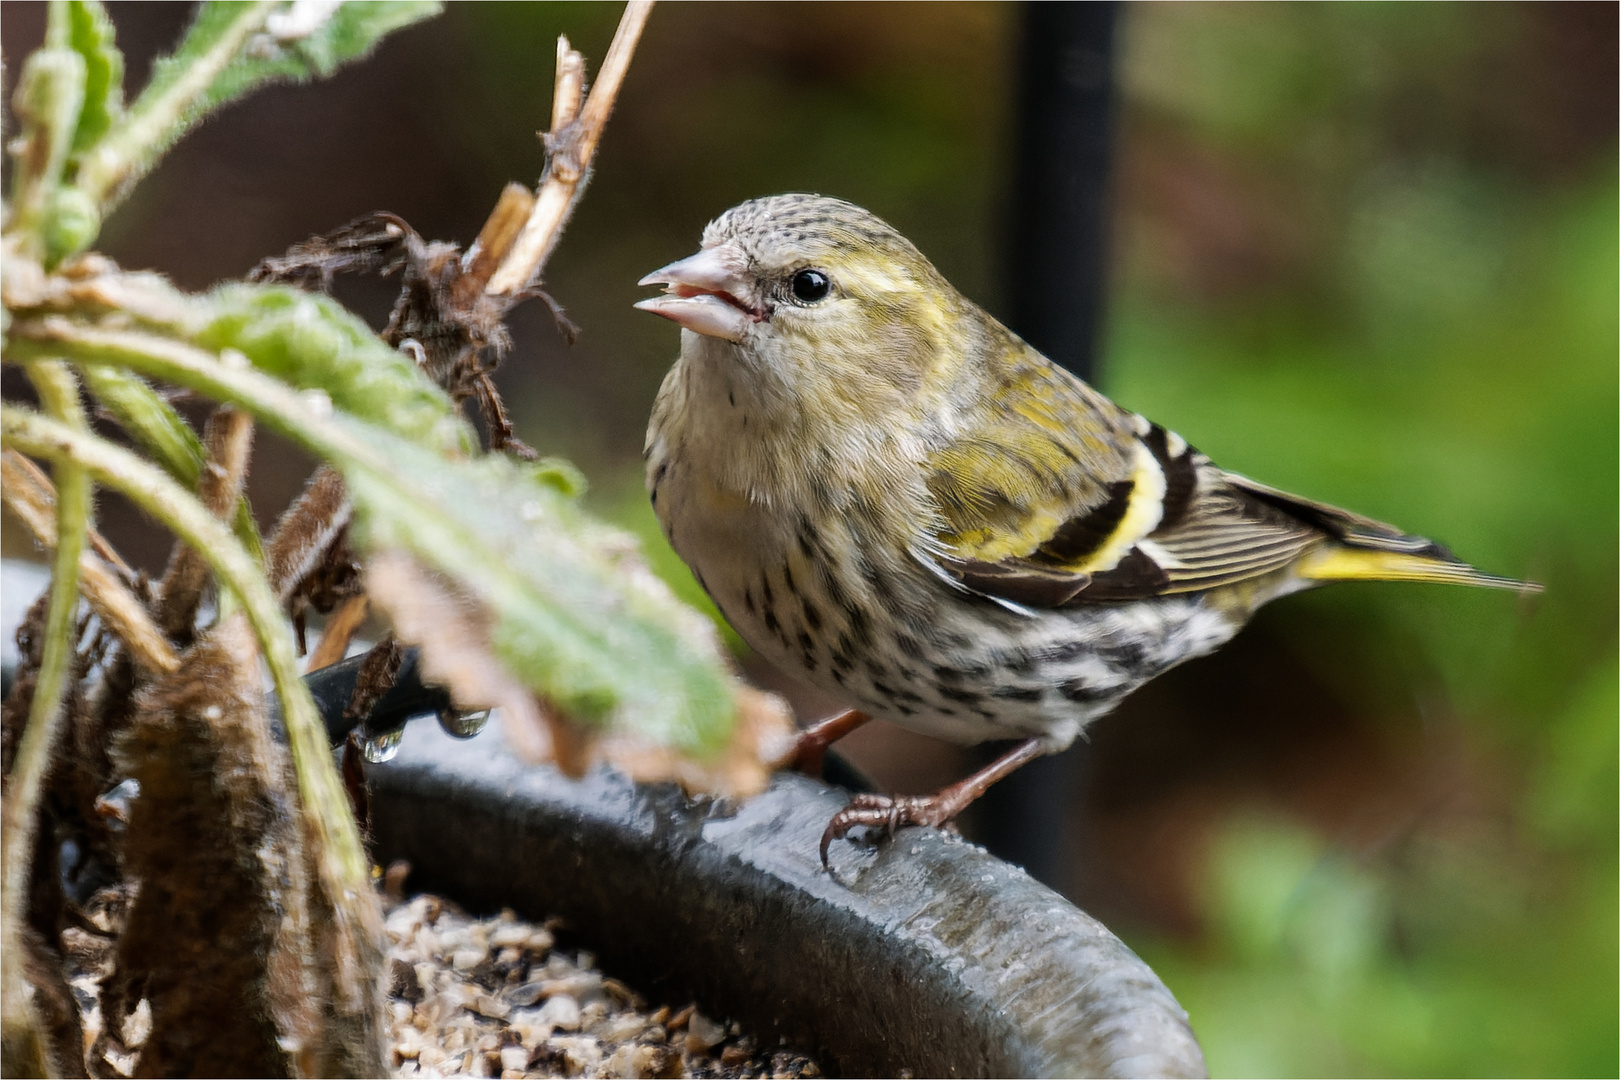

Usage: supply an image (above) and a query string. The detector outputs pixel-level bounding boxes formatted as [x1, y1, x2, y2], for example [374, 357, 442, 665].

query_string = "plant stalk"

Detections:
[4, 29, 87, 259]
[485, 0, 654, 295]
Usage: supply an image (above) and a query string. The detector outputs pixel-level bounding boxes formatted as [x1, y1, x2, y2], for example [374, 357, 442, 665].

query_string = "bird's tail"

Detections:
[1295, 544, 1539, 593]
[1225, 472, 1542, 594]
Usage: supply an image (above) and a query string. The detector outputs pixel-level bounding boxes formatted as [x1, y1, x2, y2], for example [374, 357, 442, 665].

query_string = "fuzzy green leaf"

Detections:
[65, 0, 124, 152]
[79, 363, 265, 564]
[12, 310, 739, 757]
[64, 271, 472, 455]
[342, 430, 737, 752]
[265, 0, 442, 78]
[78, 364, 205, 486]
[194, 283, 472, 454]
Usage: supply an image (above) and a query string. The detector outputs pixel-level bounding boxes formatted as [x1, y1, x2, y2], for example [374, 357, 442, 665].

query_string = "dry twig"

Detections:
[308, 594, 369, 672]
[485, 2, 655, 297]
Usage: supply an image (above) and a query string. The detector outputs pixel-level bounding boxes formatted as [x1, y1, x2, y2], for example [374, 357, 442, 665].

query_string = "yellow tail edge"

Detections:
[1298, 546, 1542, 594]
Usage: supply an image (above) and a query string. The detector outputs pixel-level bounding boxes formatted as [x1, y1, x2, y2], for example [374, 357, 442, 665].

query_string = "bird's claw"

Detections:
[819, 793, 951, 869]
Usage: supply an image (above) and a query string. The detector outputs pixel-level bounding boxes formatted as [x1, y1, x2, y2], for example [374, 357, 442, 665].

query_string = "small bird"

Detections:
[636, 194, 1534, 867]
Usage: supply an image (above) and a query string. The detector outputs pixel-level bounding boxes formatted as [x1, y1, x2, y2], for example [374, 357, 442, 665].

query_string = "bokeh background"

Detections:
[3, 3, 1615, 1075]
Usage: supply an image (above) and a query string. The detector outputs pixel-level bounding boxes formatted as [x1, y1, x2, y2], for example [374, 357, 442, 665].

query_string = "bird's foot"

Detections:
[819, 792, 961, 868]
[817, 738, 1045, 869]
[785, 708, 870, 777]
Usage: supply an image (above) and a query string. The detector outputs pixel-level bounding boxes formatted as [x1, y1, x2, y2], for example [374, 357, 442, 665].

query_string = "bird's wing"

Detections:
[919, 361, 1527, 609]
[919, 349, 1155, 609]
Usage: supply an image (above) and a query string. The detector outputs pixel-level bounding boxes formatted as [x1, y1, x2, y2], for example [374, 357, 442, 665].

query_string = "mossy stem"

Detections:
[0, 361, 90, 1071]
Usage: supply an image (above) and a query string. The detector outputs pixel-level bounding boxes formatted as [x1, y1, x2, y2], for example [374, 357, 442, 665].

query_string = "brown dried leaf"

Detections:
[107, 615, 386, 1077]
[267, 466, 351, 602]
[108, 616, 313, 1078]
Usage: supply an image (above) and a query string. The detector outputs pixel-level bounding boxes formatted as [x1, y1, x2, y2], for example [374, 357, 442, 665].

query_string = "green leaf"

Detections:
[67, 271, 472, 455]
[147, 0, 440, 114]
[266, 0, 442, 78]
[194, 283, 473, 455]
[78, 364, 206, 487]
[65, 0, 124, 152]
[79, 363, 267, 565]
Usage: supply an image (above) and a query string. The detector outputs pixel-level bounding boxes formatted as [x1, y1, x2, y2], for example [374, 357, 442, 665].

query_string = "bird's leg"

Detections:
[820, 738, 1044, 868]
[788, 708, 871, 777]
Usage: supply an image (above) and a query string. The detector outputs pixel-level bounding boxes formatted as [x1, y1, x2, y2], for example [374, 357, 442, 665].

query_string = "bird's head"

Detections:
[637, 195, 969, 414]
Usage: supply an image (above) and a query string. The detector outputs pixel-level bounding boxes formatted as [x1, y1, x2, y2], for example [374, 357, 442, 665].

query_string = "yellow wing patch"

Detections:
[1071, 442, 1165, 574]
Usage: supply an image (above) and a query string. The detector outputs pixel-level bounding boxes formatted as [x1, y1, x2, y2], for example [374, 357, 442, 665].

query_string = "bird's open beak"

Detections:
[634, 245, 762, 343]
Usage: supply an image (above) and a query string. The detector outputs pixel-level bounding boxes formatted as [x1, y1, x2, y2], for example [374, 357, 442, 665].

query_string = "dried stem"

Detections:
[485, 1, 654, 296]
[308, 594, 369, 672]
[0, 451, 178, 675]
[2, 449, 133, 577]
[551, 35, 587, 131]
[454, 182, 536, 301]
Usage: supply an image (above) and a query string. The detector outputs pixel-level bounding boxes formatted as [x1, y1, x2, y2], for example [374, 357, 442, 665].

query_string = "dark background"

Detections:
[3, 4, 1615, 1074]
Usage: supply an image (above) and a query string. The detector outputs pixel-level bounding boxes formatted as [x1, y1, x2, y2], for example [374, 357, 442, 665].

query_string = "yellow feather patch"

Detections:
[1296, 547, 1539, 592]
[1074, 443, 1167, 574]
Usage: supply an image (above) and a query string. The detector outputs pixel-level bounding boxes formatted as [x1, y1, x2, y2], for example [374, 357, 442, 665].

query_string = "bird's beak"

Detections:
[634, 245, 761, 343]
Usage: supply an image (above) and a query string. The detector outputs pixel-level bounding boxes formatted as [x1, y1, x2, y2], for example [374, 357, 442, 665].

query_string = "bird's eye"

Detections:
[790, 269, 831, 304]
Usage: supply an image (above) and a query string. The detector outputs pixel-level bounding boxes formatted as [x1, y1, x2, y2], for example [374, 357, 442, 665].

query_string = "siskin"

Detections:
[636, 194, 1535, 867]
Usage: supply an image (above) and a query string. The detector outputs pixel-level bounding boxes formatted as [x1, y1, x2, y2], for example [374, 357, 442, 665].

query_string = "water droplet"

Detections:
[361, 728, 404, 763]
[437, 708, 490, 740]
[299, 388, 333, 417]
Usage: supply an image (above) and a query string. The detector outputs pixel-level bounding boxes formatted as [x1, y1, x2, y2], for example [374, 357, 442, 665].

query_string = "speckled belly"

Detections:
[652, 456, 1241, 751]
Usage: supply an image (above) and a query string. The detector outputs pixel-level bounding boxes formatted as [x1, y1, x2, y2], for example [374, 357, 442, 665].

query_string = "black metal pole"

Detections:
[973, 1, 1120, 891]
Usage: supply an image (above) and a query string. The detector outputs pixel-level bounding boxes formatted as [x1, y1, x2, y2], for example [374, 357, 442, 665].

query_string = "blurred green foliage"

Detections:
[1107, 5, 1616, 1075]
